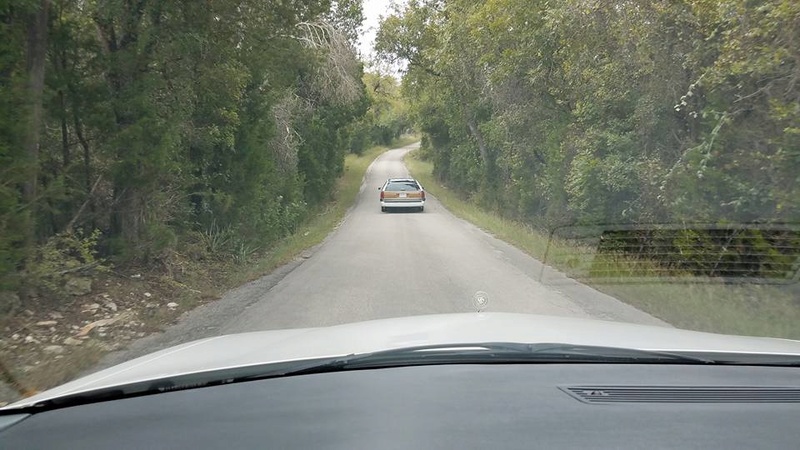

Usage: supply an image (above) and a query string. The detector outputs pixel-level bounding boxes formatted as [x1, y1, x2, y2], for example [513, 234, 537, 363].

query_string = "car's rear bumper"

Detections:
[381, 200, 425, 208]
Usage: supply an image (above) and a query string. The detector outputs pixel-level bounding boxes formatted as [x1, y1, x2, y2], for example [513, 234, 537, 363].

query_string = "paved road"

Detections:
[99, 143, 667, 367]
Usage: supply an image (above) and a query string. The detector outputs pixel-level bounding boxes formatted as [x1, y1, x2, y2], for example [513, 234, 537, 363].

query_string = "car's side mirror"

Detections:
[377, 187, 382, 191]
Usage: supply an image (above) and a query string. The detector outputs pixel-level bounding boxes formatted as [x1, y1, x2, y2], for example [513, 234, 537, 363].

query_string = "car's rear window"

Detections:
[386, 182, 420, 191]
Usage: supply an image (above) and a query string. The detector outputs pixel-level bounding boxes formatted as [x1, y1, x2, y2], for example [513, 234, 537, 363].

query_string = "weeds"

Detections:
[24, 229, 108, 299]
[232, 242, 260, 265]
[199, 220, 233, 255]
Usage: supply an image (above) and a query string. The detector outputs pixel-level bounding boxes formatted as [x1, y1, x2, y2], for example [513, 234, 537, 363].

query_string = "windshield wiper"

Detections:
[264, 343, 718, 378]
[8, 343, 793, 414]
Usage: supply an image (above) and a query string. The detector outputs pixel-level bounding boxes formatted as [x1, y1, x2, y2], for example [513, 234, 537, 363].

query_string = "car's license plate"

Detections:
[399, 193, 407, 198]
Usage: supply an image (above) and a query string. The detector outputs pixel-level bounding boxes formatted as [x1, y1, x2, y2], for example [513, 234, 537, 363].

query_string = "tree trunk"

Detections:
[466, 117, 501, 198]
[94, 7, 147, 246]
[21, 0, 51, 206]
[59, 90, 70, 168]
[466, 120, 488, 164]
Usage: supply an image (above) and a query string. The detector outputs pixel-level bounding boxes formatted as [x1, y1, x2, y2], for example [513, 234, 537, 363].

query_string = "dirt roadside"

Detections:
[0, 240, 323, 407]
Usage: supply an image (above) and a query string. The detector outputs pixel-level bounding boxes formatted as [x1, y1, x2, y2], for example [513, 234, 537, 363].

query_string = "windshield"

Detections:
[0, 0, 798, 407]
[385, 181, 420, 191]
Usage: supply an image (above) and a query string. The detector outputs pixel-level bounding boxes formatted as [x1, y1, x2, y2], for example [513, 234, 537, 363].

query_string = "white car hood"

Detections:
[7, 312, 800, 409]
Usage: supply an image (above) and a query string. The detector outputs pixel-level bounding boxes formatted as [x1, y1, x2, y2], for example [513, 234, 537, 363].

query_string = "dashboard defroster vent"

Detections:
[561, 386, 800, 404]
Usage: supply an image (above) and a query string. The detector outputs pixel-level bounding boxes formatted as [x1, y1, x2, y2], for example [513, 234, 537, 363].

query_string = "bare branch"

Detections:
[269, 92, 309, 173]
[64, 176, 103, 234]
[294, 21, 362, 105]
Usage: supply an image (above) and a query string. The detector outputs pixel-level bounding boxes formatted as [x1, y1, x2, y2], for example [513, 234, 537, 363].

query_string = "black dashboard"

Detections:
[2, 363, 799, 449]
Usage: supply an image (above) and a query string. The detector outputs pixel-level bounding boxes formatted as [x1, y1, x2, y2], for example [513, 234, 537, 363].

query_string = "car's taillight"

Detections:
[421, 190, 426, 200]
[380, 190, 384, 200]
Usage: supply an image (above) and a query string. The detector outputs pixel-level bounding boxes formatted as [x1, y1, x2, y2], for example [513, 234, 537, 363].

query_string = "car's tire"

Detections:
[418, 206, 424, 212]
[381, 207, 386, 212]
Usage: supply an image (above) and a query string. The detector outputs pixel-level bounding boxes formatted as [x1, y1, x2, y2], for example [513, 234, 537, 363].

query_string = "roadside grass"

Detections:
[406, 155, 552, 258]
[599, 283, 800, 339]
[405, 151, 800, 340]
[123, 142, 390, 331]
[232, 143, 389, 285]
[232, 134, 419, 284]
[135, 142, 389, 327]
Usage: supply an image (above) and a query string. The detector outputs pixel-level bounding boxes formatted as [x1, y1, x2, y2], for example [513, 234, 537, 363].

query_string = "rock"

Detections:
[104, 302, 118, 312]
[63, 337, 82, 346]
[36, 320, 58, 326]
[82, 303, 101, 312]
[49, 312, 64, 320]
[24, 336, 39, 344]
[11, 334, 20, 340]
[143, 292, 152, 298]
[145, 302, 157, 309]
[43, 345, 64, 354]
[65, 277, 93, 296]
[75, 317, 121, 337]
[131, 273, 142, 279]
[166, 302, 178, 309]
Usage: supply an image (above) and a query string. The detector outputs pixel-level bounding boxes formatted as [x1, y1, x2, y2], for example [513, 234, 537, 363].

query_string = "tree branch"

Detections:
[64, 176, 103, 233]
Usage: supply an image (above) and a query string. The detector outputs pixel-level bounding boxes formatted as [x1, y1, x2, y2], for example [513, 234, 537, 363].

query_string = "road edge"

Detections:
[403, 150, 671, 328]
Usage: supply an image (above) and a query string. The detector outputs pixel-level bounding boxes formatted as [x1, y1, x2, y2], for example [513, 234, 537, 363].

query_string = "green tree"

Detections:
[0, 0, 370, 299]
[377, 0, 800, 228]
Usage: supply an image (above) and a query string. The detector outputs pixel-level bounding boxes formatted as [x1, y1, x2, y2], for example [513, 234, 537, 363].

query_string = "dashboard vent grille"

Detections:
[562, 386, 800, 404]
[540, 223, 800, 284]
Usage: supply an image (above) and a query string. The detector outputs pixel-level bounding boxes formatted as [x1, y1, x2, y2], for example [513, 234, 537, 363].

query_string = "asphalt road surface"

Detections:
[99, 143, 667, 367]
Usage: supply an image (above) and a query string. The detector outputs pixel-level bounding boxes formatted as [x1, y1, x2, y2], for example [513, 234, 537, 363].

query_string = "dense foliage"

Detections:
[377, 0, 800, 228]
[0, 0, 386, 294]
[348, 72, 411, 154]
